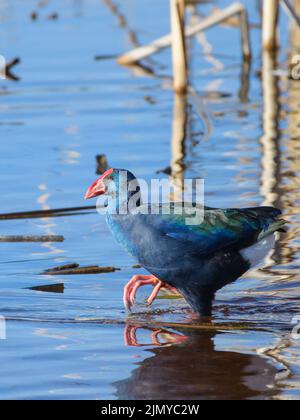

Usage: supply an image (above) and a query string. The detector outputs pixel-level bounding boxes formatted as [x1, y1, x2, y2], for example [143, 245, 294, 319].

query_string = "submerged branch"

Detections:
[44, 264, 120, 275]
[28, 283, 65, 293]
[0, 235, 64, 243]
[0, 205, 96, 220]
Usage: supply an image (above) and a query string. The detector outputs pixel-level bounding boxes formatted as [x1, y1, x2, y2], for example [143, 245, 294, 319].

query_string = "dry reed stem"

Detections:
[117, 2, 251, 64]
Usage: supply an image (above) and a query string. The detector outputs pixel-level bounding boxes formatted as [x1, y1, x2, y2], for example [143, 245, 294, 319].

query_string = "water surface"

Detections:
[0, 0, 300, 400]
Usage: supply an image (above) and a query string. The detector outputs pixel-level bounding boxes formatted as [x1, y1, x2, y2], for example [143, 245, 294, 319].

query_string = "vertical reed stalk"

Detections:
[260, 50, 280, 206]
[171, 93, 187, 197]
[262, 0, 279, 50]
[291, 0, 300, 49]
[239, 8, 252, 60]
[170, 0, 188, 93]
[177, 0, 185, 21]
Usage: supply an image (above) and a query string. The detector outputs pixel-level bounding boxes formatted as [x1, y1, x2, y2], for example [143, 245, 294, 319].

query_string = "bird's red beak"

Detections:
[84, 168, 114, 200]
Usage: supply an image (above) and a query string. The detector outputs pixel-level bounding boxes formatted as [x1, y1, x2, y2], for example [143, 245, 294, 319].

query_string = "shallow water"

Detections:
[0, 0, 300, 400]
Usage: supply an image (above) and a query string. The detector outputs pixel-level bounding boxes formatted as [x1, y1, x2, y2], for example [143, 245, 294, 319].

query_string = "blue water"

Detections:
[0, 0, 299, 399]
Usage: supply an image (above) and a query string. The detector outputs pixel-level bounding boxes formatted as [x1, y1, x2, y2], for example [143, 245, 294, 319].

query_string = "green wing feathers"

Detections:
[154, 205, 287, 256]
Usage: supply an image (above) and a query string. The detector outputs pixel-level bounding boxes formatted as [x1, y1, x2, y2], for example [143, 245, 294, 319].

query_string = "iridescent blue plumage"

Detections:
[90, 169, 286, 316]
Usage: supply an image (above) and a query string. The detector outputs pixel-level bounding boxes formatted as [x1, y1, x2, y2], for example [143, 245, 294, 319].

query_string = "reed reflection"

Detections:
[170, 93, 188, 196]
[275, 14, 300, 268]
[102, 0, 140, 49]
[260, 50, 281, 209]
[257, 32, 300, 283]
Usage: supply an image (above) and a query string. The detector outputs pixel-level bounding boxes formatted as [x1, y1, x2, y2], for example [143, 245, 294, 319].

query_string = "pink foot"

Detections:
[124, 324, 188, 347]
[123, 274, 178, 311]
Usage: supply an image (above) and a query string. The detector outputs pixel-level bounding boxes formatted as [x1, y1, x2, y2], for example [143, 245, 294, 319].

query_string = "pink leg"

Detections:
[151, 329, 188, 346]
[124, 324, 188, 347]
[123, 274, 178, 311]
[124, 325, 139, 347]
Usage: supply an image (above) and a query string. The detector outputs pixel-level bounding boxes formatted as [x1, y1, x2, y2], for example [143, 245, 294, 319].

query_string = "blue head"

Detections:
[85, 168, 141, 210]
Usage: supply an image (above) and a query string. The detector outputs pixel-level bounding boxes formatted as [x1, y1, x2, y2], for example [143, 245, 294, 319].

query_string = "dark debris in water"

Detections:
[94, 54, 118, 61]
[156, 166, 172, 175]
[3, 57, 21, 81]
[43, 264, 120, 275]
[96, 154, 109, 175]
[30, 10, 59, 21]
[47, 13, 59, 20]
[28, 283, 65, 294]
[45, 263, 79, 272]
[0, 235, 64, 243]
[144, 95, 156, 105]
[30, 11, 38, 20]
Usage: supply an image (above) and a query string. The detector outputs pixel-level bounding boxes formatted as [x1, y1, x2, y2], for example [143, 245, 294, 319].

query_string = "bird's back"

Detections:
[107, 205, 285, 275]
[106, 205, 286, 315]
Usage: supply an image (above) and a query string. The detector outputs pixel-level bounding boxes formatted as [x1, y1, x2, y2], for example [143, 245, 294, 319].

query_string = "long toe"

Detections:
[147, 281, 164, 306]
[129, 278, 158, 307]
[147, 282, 180, 306]
[123, 275, 159, 310]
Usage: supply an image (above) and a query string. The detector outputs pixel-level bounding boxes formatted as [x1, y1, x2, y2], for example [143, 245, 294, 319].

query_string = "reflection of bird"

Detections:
[85, 168, 287, 317]
[114, 326, 278, 400]
[124, 324, 188, 347]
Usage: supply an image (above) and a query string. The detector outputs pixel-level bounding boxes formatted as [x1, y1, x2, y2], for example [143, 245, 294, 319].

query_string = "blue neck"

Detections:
[108, 170, 142, 214]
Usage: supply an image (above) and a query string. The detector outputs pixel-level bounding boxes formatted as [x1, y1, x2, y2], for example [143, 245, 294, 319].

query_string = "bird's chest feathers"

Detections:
[105, 213, 142, 257]
[105, 213, 170, 266]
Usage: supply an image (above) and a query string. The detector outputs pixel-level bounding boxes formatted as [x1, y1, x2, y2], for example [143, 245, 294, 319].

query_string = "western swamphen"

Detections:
[85, 168, 286, 317]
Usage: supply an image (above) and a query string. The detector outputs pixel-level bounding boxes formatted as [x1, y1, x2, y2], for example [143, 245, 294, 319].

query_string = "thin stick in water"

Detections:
[239, 7, 252, 60]
[0, 205, 96, 220]
[0, 235, 65, 243]
[43, 265, 120, 275]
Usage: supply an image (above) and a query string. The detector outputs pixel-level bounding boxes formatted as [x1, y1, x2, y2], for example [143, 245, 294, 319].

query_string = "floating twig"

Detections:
[28, 283, 65, 293]
[44, 263, 79, 272]
[0, 235, 64, 243]
[44, 264, 120, 275]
